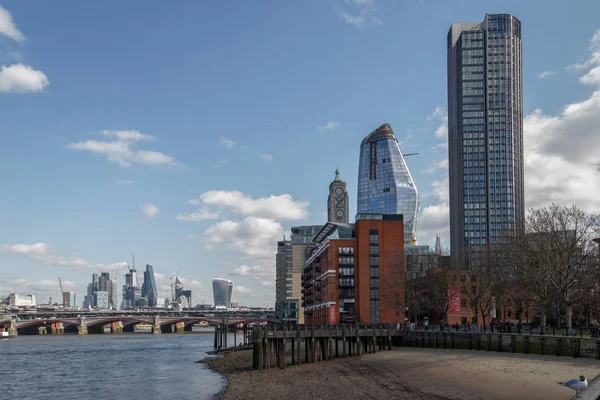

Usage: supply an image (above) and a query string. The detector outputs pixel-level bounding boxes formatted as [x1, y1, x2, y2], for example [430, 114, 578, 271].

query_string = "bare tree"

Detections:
[464, 253, 495, 325]
[494, 237, 533, 323]
[381, 250, 407, 322]
[426, 266, 460, 323]
[526, 204, 600, 329]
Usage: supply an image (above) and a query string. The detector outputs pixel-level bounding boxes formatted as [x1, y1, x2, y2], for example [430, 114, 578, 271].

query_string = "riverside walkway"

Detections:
[249, 325, 600, 370]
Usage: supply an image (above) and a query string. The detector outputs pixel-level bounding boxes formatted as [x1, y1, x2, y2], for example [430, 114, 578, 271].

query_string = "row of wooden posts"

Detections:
[213, 325, 254, 350]
[251, 326, 397, 369]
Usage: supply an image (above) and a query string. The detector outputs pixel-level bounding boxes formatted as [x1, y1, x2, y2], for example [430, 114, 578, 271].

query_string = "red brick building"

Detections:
[302, 214, 405, 325]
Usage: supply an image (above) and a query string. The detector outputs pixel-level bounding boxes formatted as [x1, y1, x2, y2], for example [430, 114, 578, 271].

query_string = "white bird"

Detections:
[557, 375, 588, 398]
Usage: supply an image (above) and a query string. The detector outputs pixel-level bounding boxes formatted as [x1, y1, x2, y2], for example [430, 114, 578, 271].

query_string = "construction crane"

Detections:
[402, 152, 419, 157]
[58, 277, 66, 308]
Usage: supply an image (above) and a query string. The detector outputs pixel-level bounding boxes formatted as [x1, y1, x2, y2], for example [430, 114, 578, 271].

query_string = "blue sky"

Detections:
[1, 0, 600, 306]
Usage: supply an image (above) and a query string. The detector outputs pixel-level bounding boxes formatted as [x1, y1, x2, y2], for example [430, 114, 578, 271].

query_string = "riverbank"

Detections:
[202, 346, 600, 399]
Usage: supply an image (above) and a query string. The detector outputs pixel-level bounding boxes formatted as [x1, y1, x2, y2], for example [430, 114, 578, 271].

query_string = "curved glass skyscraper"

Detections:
[212, 278, 234, 308]
[357, 123, 419, 243]
[142, 264, 158, 307]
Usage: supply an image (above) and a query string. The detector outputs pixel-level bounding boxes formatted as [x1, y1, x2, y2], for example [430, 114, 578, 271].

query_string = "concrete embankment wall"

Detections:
[402, 330, 600, 359]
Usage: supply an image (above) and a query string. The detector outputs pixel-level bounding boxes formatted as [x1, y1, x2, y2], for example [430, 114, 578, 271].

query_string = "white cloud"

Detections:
[267, 122, 283, 128]
[231, 264, 272, 278]
[567, 30, 600, 71]
[236, 286, 253, 294]
[427, 106, 445, 121]
[0, 278, 76, 299]
[66, 130, 177, 168]
[317, 121, 341, 132]
[0, 6, 25, 42]
[523, 99, 600, 212]
[153, 272, 205, 300]
[140, 203, 160, 218]
[204, 216, 285, 261]
[176, 209, 219, 222]
[219, 136, 236, 149]
[418, 177, 449, 247]
[0, 242, 127, 271]
[435, 117, 448, 140]
[102, 129, 154, 142]
[339, 10, 365, 27]
[230, 264, 275, 287]
[537, 71, 557, 79]
[260, 153, 273, 162]
[118, 179, 133, 186]
[424, 158, 448, 174]
[189, 190, 309, 220]
[0, 64, 49, 93]
[338, 0, 381, 28]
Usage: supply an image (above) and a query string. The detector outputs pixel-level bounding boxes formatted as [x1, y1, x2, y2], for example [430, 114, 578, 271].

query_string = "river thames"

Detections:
[1, 330, 234, 400]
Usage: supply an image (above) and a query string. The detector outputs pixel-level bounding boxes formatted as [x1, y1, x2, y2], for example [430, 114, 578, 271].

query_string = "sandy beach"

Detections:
[202, 346, 600, 399]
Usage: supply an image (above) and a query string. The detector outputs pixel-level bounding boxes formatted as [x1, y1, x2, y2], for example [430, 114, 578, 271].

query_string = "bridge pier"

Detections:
[174, 322, 185, 333]
[50, 322, 64, 335]
[78, 317, 88, 335]
[152, 316, 162, 334]
[111, 321, 123, 333]
[9, 316, 18, 337]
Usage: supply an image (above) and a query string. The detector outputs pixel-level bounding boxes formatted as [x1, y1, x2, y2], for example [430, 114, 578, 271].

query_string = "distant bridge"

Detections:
[6, 314, 275, 336]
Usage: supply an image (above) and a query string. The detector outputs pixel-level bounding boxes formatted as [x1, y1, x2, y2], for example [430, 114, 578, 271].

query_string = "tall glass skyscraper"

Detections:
[212, 278, 234, 308]
[447, 14, 524, 267]
[142, 264, 158, 307]
[357, 123, 419, 244]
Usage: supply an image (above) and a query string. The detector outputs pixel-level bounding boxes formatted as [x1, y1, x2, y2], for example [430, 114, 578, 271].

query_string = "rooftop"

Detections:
[361, 123, 397, 144]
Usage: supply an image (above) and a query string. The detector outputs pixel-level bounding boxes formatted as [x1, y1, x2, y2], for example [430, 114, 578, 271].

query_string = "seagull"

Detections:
[557, 375, 588, 398]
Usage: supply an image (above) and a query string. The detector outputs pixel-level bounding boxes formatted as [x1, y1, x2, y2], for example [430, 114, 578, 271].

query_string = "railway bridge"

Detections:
[6, 315, 271, 336]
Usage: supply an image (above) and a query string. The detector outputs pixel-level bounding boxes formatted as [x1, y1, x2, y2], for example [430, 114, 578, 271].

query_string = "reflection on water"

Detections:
[1, 329, 238, 400]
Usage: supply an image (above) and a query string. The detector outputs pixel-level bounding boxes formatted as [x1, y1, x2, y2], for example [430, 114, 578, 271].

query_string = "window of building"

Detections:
[338, 257, 354, 265]
[383, 188, 390, 193]
[460, 298, 467, 308]
[370, 142, 377, 180]
[460, 275, 466, 282]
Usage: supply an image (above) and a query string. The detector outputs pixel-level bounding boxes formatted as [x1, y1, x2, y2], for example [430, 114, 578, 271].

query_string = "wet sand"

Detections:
[203, 347, 600, 399]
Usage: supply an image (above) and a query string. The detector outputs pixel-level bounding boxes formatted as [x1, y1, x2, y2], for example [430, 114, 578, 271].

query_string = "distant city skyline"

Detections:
[1, 1, 599, 306]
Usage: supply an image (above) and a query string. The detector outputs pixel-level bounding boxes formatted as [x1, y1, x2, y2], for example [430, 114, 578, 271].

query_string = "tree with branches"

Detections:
[426, 266, 460, 323]
[526, 204, 600, 329]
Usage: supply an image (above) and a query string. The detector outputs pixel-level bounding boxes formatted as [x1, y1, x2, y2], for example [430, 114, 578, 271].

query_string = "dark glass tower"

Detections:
[357, 123, 419, 244]
[447, 14, 524, 267]
[143, 264, 158, 307]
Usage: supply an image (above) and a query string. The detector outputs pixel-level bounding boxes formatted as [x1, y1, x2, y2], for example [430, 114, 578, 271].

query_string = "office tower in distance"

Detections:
[63, 292, 76, 308]
[212, 278, 234, 308]
[357, 123, 419, 245]
[447, 14, 524, 267]
[99, 272, 114, 309]
[181, 290, 192, 308]
[142, 264, 158, 307]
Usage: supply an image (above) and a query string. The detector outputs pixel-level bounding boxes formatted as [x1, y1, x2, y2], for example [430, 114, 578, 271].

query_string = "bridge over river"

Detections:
[4, 314, 273, 336]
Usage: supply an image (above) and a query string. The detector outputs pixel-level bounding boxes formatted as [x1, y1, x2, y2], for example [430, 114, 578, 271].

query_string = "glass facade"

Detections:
[448, 14, 524, 266]
[143, 264, 158, 307]
[357, 123, 419, 244]
[212, 278, 234, 308]
[275, 240, 293, 303]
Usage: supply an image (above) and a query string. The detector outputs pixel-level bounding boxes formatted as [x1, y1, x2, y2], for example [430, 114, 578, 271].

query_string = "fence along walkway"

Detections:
[402, 330, 600, 359]
[252, 325, 400, 369]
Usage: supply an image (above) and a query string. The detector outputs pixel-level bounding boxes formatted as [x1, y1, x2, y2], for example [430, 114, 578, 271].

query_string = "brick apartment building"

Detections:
[302, 214, 405, 325]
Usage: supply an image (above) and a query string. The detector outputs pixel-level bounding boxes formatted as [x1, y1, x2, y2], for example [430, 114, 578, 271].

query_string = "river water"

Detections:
[1, 330, 236, 400]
